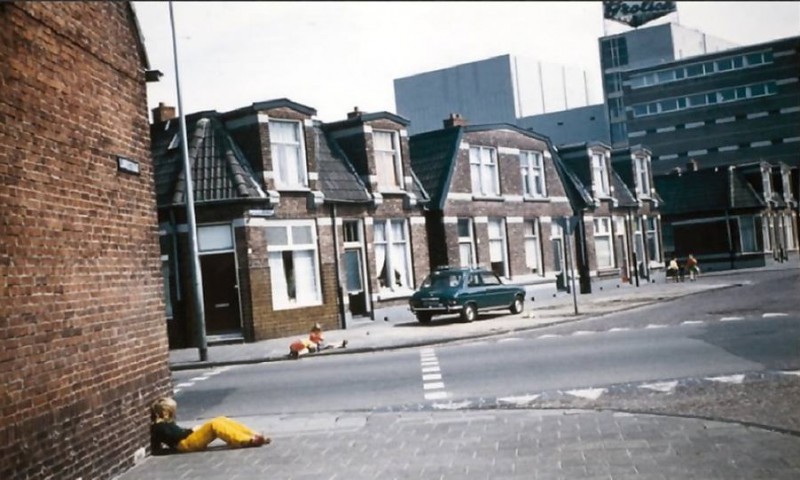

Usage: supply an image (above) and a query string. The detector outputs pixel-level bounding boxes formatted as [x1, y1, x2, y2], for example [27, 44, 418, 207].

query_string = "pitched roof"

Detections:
[654, 168, 765, 216]
[151, 113, 268, 207]
[313, 124, 372, 204]
[551, 151, 594, 212]
[610, 170, 639, 208]
[408, 126, 463, 210]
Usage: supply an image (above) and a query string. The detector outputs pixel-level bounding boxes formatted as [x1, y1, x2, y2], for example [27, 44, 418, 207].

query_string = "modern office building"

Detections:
[394, 54, 603, 135]
[598, 22, 738, 149]
[620, 34, 800, 174]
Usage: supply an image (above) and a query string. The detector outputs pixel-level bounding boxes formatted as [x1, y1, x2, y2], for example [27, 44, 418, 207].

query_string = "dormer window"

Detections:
[374, 130, 404, 189]
[469, 146, 500, 196]
[269, 119, 308, 189]
[520, 150, 547, 198]
[634, 156, 651, 196]
[591, 152, 610, 197]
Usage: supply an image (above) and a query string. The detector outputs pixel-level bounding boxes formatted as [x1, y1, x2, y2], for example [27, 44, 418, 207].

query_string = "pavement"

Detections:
[116, 264, 800, 480]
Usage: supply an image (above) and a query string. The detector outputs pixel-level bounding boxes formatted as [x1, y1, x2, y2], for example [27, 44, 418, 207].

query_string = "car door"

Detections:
[480, 271, 513, 308]
[464, 272, 487, 309]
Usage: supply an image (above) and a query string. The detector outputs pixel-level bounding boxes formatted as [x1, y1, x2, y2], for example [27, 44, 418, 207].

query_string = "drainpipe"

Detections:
[330, 204, 346, 329]
[726, 166, 735, 270]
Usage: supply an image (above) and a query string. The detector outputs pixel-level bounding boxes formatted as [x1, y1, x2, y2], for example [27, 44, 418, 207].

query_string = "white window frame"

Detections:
[373, 130, 404, 189]
[520, 150, 547, 198]
[374, 219, 414, 294]
[762, 215, 772, 252]
[269, 119, 308, 189]
[593, 217, 615, 269]
[265, 220, 322, 310]
[469, 146, 500, 197]
[739, 215, 758, 253]
[645, 217, 660, 262]
[524, 219, 542, 274]
[591, 152, 610, 197]
[457, 218, 476, 267]
[634, 156, 651, 197]
[488, 217, 509, 278]
[784, 214, 797, 250]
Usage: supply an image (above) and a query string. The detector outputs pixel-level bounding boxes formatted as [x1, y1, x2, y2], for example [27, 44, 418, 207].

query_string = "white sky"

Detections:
[133, 1, 800, 123]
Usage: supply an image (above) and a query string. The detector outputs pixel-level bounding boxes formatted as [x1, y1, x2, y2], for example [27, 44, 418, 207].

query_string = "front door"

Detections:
[344, 248, 367, 316]
[200, 252, 242, 335]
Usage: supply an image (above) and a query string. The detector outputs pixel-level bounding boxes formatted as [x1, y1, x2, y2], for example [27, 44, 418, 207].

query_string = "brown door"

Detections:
[200, 253, 241, 334]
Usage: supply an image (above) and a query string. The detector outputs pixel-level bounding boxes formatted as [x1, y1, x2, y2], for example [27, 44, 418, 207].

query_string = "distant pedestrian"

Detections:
[667, 257, 680, 282]
[289, 323, 348, 359]
[685, 254, 700, 281]
[150, 397, 270, 455]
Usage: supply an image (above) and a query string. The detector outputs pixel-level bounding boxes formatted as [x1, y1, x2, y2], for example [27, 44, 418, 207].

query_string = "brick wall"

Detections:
[0, 3, 171, 479]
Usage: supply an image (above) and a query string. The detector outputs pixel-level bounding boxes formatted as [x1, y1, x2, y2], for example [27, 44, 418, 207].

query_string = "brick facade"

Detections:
[1, 3, 171, 479]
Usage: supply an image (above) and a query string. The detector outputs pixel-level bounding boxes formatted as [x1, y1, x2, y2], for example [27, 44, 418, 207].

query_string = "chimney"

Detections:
[347, 106, 363, 120]
[686, 159, 699, 172]
[443, 113, 468, 128]
[152, 102, 176, 123]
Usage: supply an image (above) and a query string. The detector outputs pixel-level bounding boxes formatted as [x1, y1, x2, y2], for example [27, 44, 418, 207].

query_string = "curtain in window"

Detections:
[374, 131, 398, 187]
[390, 221, 409, 288]
[374, 222, 387, 288]
[740, 216, 757, 253]
[294, 249, 317, 303]
[268, 252, 288, 303]
[269, 121, 303, 186]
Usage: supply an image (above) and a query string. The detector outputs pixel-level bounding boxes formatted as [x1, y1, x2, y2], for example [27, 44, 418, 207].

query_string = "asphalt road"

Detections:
[172, 269, 799, 422]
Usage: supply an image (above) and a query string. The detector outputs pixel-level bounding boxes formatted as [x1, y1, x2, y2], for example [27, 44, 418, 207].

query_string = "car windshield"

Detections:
[422, 272, 463, 289]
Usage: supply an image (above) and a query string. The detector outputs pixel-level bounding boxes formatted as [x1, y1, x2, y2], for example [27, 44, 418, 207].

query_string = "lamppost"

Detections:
[169, 1, 207, 361]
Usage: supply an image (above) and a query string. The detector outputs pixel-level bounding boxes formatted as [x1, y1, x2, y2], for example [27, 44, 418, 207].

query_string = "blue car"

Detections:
[409, 266, 526, 323]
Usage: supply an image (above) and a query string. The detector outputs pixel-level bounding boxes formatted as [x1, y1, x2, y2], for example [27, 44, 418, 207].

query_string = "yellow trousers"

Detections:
[176, 416, 258, 452]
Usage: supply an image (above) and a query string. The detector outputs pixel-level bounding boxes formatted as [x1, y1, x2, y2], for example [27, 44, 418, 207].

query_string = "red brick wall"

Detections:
[0, 3, 171, 479]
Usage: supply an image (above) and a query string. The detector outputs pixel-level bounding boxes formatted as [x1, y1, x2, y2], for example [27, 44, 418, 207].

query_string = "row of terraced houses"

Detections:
[151, 100, 668, 348]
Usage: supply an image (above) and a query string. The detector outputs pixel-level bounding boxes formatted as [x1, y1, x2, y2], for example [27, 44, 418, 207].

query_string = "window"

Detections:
[591, 152, 610, 196]
[457, 218, 476, 267]
[488, 218, 508, 277]
[520, 150, 546, 198]
[646, 217, 660, 262]
[593, 217, 615, 269]
[269, 120, 307, 188]
[266, 221, 321, 309]
[762, 215, 772, 252]
[740, 216, 758, 253]
[198, 224, 233, 252]
[524, 219, 542, 274]
[610, 122, 627, 144]
[784, 214, 797, 250]
[551, 222, 564, 273]
[374, 219, 413, 293]
[374, 130, 403, 189]
[608, 98, 624, 119]
[634, 156, 651, 196]
[469, 146, 500, 196]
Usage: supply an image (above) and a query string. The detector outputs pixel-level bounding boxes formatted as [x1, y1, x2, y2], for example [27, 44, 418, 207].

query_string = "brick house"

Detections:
[557, 142, 664, 292]
[409, 114, 579, 296]
[655, 162, 796, 271]
[151, 100, 430, 346]
[1, 2, 171, 479]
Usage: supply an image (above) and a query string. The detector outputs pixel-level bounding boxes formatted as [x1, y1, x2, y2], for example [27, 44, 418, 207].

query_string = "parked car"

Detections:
[408, 266, 526, 323]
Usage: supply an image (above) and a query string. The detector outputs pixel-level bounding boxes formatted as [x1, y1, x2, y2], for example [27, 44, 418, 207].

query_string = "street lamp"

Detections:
[169, 1, 207, 361]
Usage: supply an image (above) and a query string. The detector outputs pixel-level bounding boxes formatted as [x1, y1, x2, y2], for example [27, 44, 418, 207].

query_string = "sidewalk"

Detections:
[170, 267, 774, 371]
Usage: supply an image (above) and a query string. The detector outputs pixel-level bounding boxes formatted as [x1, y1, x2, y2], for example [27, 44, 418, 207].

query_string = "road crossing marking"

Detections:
[420, 348, 449, 401]
[705, 374, 745, 384]
[564, 387, 606, 400]
[173, 366, 232, 395]
[639, 381, 678, 393]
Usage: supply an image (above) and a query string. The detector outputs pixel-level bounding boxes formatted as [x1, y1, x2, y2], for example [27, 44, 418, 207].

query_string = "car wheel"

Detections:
[510, 295, 524, 314]
[416, 313, 432, 324]
[461, 303, 477, 323]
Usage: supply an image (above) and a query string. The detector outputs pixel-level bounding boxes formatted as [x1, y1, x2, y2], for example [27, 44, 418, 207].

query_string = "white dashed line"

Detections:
[780, 370, 800, 377]
[608, 327, 631, 332]
[175, 382, 194, 388]
[645, 324, 667, 329]
[763, 312, 789, 318]
[536, 334, 561, 339]
[572, 330, 595, 336]
[720, 316, 744, 322]
[681, 320, 705, 326]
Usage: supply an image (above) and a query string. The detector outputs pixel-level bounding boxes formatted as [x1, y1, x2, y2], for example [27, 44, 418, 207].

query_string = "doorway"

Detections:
[200, 252, 242, 336]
